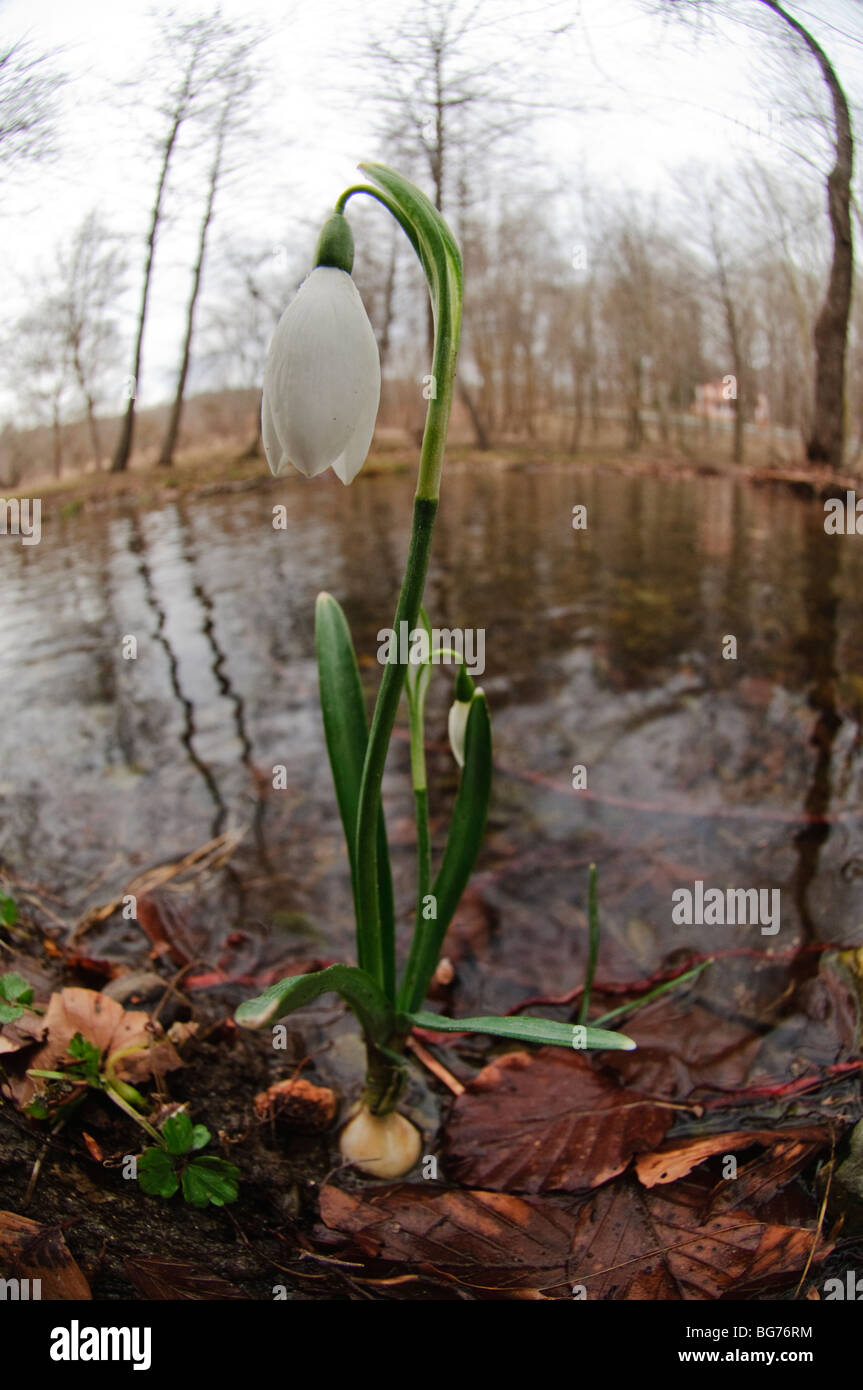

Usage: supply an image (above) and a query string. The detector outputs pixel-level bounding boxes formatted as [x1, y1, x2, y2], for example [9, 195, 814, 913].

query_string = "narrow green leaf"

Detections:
[408, 1010, 636, 1052]
[376, 808, 395, 1000]
[315, 591, 395, 994]
[399, 691, 492, 1012]
[358, 160, 463, 321]
[234, 963, 394, 1045]
[315, 592, 367, 881]
[592, 959, 712, 1028]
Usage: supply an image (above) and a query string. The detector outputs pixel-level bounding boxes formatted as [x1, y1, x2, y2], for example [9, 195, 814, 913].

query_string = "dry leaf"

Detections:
[706, 1138, 824, 1216]
[124, 1258, 248, 1300]
[636, 1126, 826, 1188]
[444, 1049, 672, 1192]
[0, 1210, 91, 1300]
[319, 1174, 831, 1299]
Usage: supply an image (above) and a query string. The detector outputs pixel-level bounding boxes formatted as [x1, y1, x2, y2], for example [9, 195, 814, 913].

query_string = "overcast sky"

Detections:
[1, 0, 862, 415]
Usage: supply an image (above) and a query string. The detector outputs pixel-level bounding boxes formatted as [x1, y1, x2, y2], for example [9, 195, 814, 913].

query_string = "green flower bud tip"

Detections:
[314, 212, 354, 273]
[455, 665, 475, 702]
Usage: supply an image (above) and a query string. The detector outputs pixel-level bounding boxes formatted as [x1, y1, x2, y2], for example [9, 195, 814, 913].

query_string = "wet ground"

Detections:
[2, 459, 863, 1299]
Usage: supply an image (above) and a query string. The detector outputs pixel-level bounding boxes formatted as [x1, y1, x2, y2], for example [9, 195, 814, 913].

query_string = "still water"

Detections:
[2, 463, 863, 1023]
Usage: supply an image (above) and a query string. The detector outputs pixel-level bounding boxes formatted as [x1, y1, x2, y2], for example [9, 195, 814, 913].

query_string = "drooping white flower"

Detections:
[448, 666, 478, 768]
[447, 696, 471, 769]
[262, 266, 381, 485]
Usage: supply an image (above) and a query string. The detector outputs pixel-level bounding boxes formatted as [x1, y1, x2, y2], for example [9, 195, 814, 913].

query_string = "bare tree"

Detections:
[9, 303, 71, 477]
[677, 171, 756, 463]
[741, 161, 824, 447]
[362, 0, 549, 447]
[0, 37, 65, 176]
[158, 29, 261, 468]
[111, 9, 244, 474]
[758, 0, 854, 470]
[53, 212, 126, 465]
[657, 0, 854, 469]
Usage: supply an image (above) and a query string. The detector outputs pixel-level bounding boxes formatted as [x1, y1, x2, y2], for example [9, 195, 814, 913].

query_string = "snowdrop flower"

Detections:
[447, 666, 477, 769]
[262, 214, 381, 485]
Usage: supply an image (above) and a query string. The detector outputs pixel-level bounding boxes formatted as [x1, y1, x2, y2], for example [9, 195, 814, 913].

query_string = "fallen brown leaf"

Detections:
[320, 1183, 580, 1293]
[443, 1049, 672, 1192]
[0, 1210, 91, 1300]
[636, 1126, 827, 1188]
[124, 1258, 248, 1300]
[602, 998, 762, 1099]
[706, 1138, 825, 1216]
[319, 1173, 831, 1299]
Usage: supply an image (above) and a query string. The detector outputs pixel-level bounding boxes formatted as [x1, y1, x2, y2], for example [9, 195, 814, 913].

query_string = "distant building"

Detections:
[692, 380, 769, 426]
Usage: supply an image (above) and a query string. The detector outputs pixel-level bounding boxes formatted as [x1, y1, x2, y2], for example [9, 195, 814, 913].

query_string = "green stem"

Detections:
[407, 681, 433, 986]
[339, 169, 461, 1008]
[362, 1036, 408, 1115]
[578, 864, 600, 1026]
[413, 786, 431, 932]
[104, 1084, 162, 1143]
[336, 183, 459, 501]
[353, 497, 438, 994]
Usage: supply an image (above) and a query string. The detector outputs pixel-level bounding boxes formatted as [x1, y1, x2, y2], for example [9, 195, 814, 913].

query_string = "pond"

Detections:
[2, 462, 863, 1030]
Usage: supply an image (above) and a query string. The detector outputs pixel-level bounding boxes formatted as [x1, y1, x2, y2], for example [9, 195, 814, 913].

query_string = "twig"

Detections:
[793, 1139, 834, 1299]
[22, 1117, 65, 1208]
[406, 1035, 465, 1095]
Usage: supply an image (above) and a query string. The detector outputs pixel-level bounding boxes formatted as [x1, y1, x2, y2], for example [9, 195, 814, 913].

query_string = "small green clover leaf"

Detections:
[0, 971, 34, 1024]
[66, 1033, 102, 1085]
[162, 1111, 211, 1155]
[138, 1146, 180, 1199]
[137, 1112, 238, 1209]
[0, 895, 19, 928]
[180, 1155, 240, 1209]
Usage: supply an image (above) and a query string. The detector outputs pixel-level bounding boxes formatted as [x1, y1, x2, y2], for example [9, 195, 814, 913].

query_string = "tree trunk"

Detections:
[111, 113, 183, 473]
[569, 357, 584, 454]
[159, 116, 225, 468]
[72, 337, 102, 464]
[52, 400, 62, 478]
[85, 396, 101, 466]
[458, 379, 490, 450]
[626, 358, 644, 451]
[709, 219, 747, 464]
[760, 0, 854, 471]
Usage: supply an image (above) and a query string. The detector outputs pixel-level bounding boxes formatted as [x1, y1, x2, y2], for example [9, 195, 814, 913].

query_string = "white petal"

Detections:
[447, 699, 471, 769]
[331, 368, 380, 484]
[262, 267, 380, 480]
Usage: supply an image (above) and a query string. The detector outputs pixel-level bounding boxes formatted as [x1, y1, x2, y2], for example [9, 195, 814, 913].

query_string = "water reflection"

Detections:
[2, 466, 863, 1009]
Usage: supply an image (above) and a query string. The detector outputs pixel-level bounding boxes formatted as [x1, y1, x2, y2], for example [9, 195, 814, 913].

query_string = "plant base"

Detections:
[339, 1102, 422, 1178]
